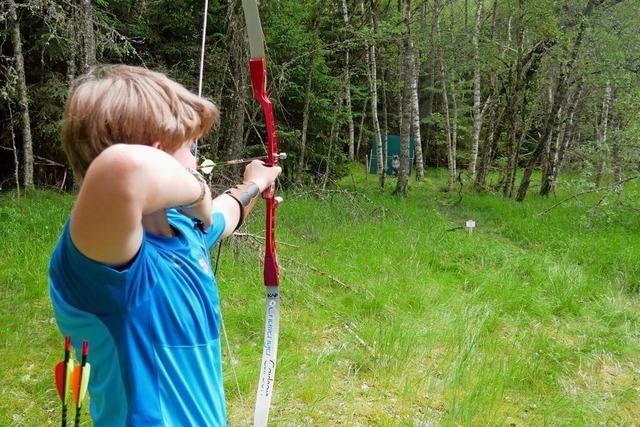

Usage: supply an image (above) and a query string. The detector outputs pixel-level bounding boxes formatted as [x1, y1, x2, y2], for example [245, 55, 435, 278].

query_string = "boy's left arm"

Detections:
[211, 160, 281, 239]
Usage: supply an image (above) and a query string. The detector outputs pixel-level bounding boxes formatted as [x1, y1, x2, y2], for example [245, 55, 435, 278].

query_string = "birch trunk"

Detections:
[361, 0, 385, 187]
[595, 79, 611, 189]
[435, 1, 456, 191]
[381, 70, 389, 174]
[411, 61, 424, 181]
[423, 3, 438, 166]
[8, 0, 34, 188]
[341, 0, 355, 161]
[395, 0, 413, 196]
[551, 82, 584, 192]
[8, 105, 21, 196]
[451, 78, 459, 181]
[468, 0, 484, 179]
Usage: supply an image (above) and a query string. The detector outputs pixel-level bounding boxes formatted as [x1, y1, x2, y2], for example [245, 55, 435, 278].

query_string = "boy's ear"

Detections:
[151, 141, 164, 151]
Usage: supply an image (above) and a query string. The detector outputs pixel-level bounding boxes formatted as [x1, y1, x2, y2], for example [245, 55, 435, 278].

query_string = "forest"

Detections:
[2, 0, 639, 197]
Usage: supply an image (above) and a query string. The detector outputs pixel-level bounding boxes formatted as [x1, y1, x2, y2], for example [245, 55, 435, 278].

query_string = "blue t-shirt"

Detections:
[49, 210, 227, 426]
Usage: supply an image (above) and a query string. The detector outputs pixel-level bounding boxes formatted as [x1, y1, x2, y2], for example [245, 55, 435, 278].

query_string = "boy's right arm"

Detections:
[70, 144, 211, 266]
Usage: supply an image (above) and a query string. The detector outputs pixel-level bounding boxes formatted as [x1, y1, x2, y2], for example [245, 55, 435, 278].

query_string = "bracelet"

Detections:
[179, 168, 207, 209]
[224, 181, 261, 231]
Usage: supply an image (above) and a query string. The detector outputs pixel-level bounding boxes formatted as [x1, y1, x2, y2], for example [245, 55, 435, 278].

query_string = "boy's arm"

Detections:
[212, 160, 281, 239]
[70, 144, 211, 266]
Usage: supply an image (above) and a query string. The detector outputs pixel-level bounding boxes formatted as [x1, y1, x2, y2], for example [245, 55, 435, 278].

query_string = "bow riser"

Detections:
[248, 58, 280, 288]
[249, 58, 278, 167]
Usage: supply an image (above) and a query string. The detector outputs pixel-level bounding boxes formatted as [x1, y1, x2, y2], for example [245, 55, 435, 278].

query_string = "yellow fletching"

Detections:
[64, 359, 74, 397]
[200, 159, 215, 175]
[79, 363, 91, 406]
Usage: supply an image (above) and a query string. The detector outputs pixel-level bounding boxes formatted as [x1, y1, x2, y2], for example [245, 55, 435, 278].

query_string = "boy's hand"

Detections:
[244, 160, 282, 192]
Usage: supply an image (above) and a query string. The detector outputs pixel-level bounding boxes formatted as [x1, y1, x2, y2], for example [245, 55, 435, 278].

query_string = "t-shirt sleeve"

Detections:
[204, 212, 226, 250]
[49, 221, 153, 314]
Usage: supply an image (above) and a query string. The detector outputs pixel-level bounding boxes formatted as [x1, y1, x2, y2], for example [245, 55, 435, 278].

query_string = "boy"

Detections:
[49, 64, 281, 426]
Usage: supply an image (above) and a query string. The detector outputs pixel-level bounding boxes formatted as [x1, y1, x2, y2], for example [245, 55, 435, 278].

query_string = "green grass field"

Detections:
[1, 168, 638, 425]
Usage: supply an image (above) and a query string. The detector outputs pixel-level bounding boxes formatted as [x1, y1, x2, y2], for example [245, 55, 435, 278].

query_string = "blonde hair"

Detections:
[62, 64, 219, 178]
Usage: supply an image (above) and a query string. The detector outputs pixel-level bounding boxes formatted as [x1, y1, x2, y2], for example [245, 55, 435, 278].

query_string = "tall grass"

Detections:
[0, 169, 638, 425]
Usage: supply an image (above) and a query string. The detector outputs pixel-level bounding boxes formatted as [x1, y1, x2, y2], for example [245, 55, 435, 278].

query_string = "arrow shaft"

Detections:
[200, 153, 286, 169]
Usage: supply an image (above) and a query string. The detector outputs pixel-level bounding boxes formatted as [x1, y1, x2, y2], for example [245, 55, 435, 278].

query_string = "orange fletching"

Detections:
[54, 361, 66, 400]
[71, 365, 82, 404]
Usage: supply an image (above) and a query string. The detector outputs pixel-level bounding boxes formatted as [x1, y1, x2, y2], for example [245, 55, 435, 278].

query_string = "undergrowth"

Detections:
[0, 168, 638, 425]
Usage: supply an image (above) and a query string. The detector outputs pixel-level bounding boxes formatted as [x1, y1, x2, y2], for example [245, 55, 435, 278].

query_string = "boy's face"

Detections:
[169, 140, 198, 170]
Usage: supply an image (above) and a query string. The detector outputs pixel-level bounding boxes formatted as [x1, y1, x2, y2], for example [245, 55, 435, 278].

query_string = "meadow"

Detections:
[1, 168, 638, 425]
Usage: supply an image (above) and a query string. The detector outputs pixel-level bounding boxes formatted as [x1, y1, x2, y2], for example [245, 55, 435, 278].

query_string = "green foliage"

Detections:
[1, 0, 639, 194]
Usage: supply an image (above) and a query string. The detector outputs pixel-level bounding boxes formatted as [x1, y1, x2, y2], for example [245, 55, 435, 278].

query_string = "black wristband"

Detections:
[224, 181, 261, 231]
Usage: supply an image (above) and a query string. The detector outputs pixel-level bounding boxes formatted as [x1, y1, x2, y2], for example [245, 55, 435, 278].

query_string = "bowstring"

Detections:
[195, 0, 209, 160]
[198, 0, 245, 409]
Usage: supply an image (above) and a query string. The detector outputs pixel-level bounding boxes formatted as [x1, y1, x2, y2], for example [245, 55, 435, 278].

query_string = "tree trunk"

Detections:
[80, 0, 97, 72]
[225, 0, 248, 177]
[504, 109, 531, 198]
[322, 98, 342, 190]
[395, 0, 413, 196]
[381, 70, 389, 175]
[612, 117, 622, 184]
[8, 0, 34, 189]
[406, 0, 423, 180]
[451, 78, 459, 182]
[540, 115, 562, 196]
[423, 6, 437, 167]
[516, 0, 607, 201]
[435, 1, 456, 191]
[595, 79, 611, 189]
[468, 0, 485, 179]
[341, 0, 355, 161]
[297, 62, 314, 184]
[356, 97, 369, 160]
[542, 79, 584, 195]
[65, 1, 78, 84]
[551, 81, 584, 192]
[476, 105, 495, 187]
[361, 0, 385, 187]
[411, 60, 424, 181]
[8, 104, 21, 196]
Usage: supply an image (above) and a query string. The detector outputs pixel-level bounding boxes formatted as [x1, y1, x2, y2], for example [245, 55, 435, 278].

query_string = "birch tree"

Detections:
[395, 0, 413, 196]
[468, 0, 485, 180]
[8, 0, 34, 188]
[435, 0, 456, 191]
[361, 0, 385, 187]
[341, 0, 355, 161]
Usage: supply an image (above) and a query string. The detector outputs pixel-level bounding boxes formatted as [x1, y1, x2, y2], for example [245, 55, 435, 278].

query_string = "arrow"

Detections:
[71, 341, 91, 427]
[54, 336, 74, 427]
[198, 152, 287, 175]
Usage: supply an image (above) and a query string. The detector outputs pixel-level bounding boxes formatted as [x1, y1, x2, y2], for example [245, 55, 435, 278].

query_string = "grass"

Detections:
[0, 167, 638, 425]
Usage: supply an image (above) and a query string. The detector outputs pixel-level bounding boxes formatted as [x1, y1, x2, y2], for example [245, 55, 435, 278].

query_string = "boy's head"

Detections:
[62, 64, 219, 178]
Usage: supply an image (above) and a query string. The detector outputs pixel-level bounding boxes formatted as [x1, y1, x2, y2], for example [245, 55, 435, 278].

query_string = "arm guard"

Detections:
[224, 181, 261, 231]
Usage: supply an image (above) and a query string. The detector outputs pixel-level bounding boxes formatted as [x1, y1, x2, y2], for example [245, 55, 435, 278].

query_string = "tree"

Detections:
[395, 0, 413, 196]
[468, 0, 486, 180]
[7, 0, 34, 189]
